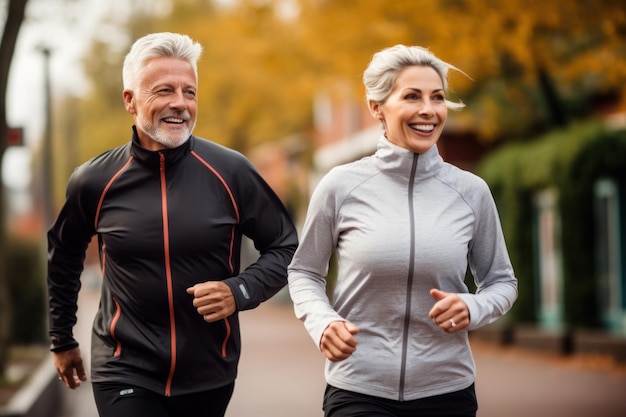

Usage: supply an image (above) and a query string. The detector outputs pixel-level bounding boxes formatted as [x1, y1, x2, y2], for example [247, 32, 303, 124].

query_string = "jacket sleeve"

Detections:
[458, 177, 518, 330]
[47, 166, 97, 351]
[222, 158, 298, 311]
[287, 171, 346, 348]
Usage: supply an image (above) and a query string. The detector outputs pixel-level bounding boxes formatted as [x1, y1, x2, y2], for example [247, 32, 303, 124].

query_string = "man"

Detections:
[47, 32, 298, 417]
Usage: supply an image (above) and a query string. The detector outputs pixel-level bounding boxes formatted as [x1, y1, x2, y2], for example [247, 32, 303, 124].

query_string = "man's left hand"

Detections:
[187, 281, 236, 323]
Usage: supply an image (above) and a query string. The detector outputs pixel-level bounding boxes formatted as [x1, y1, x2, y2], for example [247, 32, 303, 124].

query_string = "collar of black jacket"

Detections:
[130, 125, 193, 170]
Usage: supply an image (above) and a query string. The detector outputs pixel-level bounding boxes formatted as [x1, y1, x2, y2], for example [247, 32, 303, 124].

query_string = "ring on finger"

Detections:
[450, 318, 456, 328]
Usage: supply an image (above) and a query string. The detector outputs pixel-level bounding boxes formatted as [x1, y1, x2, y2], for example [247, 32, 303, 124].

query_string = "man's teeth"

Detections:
[164, 118, 184, 123]
[410, 124, 434, 132]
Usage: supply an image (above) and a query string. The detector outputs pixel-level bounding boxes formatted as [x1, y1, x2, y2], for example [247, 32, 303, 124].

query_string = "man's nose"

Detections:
[169, 89, 187, 109]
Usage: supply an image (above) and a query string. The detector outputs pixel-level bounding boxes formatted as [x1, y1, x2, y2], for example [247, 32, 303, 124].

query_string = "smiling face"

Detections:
[369, 65, 447, 154]
[123, 56, 197, 150]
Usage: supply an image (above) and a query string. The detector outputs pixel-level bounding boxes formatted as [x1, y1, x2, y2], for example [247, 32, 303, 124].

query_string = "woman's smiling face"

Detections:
[370, 65, 448, 154]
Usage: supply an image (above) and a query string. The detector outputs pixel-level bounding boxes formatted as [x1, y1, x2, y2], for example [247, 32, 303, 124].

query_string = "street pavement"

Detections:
[60, 286, 626, 417]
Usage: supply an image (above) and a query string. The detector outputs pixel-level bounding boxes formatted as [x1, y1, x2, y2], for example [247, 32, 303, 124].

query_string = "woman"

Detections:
[288, 45, 518, 417]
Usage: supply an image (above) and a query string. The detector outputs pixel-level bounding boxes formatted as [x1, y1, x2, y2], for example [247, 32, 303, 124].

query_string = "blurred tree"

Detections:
[75, 5, 165, 162]
[74, 0, 316, 157]
[294, 0, 626, 142]
[73, 0, 626, 157]
[0, 0, 29, 375]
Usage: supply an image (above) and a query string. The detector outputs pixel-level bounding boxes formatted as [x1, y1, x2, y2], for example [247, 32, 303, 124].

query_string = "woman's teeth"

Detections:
[410, 124, 434, 132]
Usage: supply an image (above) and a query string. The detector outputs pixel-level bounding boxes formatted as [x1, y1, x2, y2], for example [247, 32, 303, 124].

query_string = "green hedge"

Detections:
[6, 238, 46, 344]
[478, 121, 626, 328]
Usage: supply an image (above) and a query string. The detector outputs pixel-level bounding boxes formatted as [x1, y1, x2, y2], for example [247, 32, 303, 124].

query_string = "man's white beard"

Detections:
[138, 116, 195, 149]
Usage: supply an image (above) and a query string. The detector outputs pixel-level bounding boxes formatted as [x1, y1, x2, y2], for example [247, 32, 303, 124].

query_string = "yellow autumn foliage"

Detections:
[70, 0, 626, 161]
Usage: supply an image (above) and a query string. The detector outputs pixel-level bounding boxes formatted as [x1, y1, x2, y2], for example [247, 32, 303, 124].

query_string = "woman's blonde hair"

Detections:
[363, 45, 465, 110]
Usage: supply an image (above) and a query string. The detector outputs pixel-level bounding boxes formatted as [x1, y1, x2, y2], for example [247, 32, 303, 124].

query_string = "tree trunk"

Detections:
[0, 0, 29, 375]
[536, 65, 568, 128]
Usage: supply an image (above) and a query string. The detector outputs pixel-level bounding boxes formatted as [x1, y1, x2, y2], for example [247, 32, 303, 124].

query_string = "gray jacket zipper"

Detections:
[398, 152, 419, 401]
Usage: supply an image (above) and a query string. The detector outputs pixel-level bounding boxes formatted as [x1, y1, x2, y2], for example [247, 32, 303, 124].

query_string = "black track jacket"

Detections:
[47, 127, 298, 396]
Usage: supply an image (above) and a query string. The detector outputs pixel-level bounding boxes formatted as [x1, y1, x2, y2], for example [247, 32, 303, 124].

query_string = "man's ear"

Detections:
[123, 90, 135, 114]
[368, 100, 383, 120]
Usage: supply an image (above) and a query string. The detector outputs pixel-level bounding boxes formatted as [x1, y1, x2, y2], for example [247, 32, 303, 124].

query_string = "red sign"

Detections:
[6, 127, 24, 147]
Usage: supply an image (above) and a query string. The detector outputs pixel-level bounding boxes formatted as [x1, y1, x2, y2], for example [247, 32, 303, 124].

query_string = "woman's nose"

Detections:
[419, 99, 434, 116]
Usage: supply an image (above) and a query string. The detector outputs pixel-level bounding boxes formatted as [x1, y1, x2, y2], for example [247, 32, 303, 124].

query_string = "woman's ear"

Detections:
[368, 100, 383, 120]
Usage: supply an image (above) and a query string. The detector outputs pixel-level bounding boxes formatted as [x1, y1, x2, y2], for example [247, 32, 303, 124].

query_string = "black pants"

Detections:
[323, 383, 477, 417]
[92, 381, 235, 417]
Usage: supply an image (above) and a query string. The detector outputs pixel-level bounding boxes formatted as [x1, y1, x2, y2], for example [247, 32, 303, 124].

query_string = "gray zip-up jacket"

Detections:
[288, 136, 517, 401]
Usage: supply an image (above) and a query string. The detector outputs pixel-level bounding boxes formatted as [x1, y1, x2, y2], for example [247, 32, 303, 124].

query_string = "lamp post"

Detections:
[38, 45, 53, 228]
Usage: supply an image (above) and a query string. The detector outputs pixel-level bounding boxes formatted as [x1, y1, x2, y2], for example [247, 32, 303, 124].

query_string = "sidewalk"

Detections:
[61, 286, 626, 417]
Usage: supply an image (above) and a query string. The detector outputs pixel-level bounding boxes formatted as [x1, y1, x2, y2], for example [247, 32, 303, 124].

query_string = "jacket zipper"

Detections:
[160, 153, 178, 397]
[398, 153, 419, 401]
